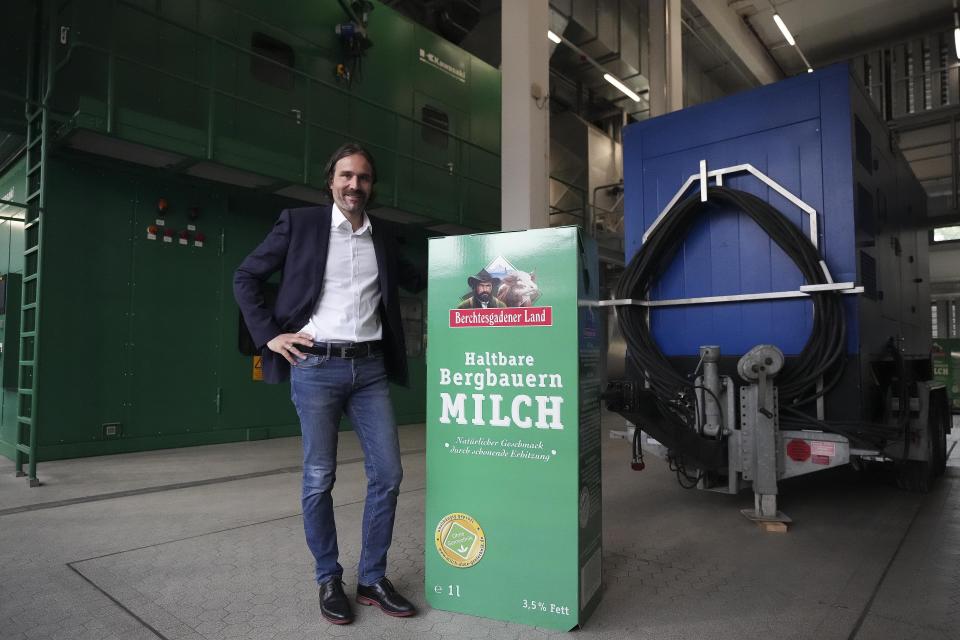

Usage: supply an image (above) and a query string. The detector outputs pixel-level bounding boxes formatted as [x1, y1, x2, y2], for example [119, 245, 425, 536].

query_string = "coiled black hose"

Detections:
[616, 186, 847, 432]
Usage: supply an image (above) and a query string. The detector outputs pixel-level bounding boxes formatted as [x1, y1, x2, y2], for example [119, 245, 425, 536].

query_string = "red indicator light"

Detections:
[786, 439, 811, 462]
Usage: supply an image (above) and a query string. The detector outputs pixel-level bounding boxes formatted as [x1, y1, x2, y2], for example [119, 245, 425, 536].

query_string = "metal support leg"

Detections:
[737, 345, 791, 525]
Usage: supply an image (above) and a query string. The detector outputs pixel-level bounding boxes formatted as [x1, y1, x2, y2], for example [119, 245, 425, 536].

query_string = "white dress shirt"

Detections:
[300, 204, 382, 342]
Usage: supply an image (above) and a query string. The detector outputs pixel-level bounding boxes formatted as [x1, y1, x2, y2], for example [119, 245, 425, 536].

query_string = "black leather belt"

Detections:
[301, 340, 382, 359]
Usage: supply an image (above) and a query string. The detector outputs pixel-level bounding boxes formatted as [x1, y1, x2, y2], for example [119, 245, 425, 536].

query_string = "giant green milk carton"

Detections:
[425, 227, 603, 630]
[933, 339, 960, 412]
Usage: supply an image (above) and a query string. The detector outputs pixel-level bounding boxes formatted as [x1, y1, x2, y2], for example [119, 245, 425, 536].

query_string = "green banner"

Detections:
[425, 227, 602, 630]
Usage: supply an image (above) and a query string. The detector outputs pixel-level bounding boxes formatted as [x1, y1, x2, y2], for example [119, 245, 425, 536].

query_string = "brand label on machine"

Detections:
[419, 47, 467, 83]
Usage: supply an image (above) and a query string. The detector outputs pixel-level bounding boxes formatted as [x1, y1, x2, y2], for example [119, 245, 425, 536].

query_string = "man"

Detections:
[234, 142, 423, 625]
[456, 269, 506, 309]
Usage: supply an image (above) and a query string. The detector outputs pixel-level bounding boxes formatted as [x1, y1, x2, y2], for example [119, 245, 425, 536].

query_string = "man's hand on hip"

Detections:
[267, 332, 315, 365]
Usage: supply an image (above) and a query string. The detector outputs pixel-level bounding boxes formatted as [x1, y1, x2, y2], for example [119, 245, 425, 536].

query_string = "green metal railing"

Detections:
[51, 0, 500, 223]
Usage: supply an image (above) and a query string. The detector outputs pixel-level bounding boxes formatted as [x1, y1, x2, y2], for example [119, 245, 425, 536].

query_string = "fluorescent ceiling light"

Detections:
[773, 14, 796, 46]
[954, 27, 960, 59]
[549, 29, 644, 104]
[603, 73, 641, 102]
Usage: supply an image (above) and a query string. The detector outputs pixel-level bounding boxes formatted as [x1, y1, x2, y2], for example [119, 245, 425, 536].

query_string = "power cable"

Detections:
[616, 185, 855, 449]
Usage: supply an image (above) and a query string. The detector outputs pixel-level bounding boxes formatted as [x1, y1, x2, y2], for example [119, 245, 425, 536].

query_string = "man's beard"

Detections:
[339, 190, 367, 212]
[475, 292, 491, 304]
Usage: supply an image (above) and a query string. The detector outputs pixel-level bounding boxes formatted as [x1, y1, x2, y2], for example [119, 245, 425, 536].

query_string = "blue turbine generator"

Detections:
[605, 63, 952, 525]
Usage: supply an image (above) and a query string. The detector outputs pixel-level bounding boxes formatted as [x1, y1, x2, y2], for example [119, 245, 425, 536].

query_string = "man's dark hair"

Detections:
[323, 142, 377, 198]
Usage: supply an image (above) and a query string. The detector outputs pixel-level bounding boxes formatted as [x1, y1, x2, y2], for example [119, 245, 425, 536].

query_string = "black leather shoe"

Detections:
[319, 578, 354, 625]
[356, 577, 417, 617]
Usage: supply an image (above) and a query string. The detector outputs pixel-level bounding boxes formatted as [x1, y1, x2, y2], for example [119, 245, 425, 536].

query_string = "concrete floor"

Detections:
[0, 414, 957, 640]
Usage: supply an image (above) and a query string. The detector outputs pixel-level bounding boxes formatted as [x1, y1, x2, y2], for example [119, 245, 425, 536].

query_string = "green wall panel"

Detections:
[0, 154, 425, 462]
[216, 196, 301, 431]
[38, 160, 136, 450]
[51, 0, 500, 230]
[410, 25, 472, 105]
[468, 58, 502, 155]
[0, 157, 26, 456]
[125, 181, 224, 438]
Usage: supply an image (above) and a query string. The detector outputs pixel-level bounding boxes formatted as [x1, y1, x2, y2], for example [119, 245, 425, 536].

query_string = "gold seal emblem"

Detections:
[434, 513, 486, 568]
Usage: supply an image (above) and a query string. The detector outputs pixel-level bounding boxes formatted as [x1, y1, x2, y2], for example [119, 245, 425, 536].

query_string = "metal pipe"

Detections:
[206, 37, 215, 160]
[106, 0, 116, 133]
[699, 345, 722, 437]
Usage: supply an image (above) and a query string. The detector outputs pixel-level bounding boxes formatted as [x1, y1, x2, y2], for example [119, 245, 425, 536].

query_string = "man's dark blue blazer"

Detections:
[233, 205, 423, 385]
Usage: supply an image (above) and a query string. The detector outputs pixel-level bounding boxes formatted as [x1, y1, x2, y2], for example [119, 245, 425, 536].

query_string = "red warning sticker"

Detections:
[811, 454, 830, 465]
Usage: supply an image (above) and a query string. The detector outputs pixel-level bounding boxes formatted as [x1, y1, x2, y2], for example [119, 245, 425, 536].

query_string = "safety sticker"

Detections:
[811, 441, 836, 457]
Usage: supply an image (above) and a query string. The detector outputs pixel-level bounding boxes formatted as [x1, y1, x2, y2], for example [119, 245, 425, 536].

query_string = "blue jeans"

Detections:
[290, 352, 403, 586]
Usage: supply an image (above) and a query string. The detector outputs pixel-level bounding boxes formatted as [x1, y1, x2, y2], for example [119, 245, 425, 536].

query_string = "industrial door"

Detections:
[215, 199, 298, 436]
[126, 183, 223, 440]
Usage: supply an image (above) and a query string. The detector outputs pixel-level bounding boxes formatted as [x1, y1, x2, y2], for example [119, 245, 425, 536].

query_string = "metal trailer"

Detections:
[604, 63, 952, 525]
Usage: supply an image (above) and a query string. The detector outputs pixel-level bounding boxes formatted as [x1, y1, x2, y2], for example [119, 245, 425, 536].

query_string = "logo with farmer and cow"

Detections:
[449, 256, 551, 328]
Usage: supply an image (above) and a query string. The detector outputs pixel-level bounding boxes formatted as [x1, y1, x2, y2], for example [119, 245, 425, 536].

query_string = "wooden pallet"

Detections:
[740, 508, 791, 533]
[756, 520, 789, 533]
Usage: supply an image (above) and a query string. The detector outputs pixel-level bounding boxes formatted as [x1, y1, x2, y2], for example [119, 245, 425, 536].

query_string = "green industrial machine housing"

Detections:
[0, 0, 501, 475]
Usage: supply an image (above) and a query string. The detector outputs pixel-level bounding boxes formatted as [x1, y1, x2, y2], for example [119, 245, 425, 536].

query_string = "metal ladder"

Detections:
[15, 7, 49, 487]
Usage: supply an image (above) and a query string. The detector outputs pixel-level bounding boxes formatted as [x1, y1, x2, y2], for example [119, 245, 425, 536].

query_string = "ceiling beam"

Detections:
[687, 0, 782, 85]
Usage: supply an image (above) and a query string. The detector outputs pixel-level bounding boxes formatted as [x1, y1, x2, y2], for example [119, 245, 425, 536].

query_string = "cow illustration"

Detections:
[496, 270, 540, 307]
